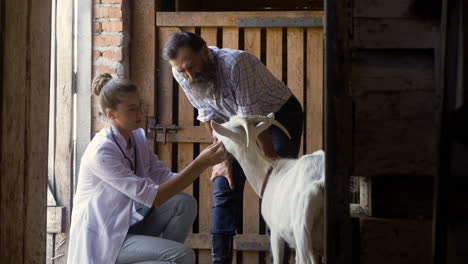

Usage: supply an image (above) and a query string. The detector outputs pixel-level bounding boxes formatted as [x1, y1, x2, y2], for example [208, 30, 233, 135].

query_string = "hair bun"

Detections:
[92, 73, 113, 96]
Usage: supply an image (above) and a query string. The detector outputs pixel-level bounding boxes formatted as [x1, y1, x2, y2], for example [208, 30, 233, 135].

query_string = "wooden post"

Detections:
[324, 0, 352, 263]
[433, 0, 462, 263]
[53, 0, 74, 262]
[199, 27, 217, 264]
[306, 28, 323, 153]
[243, 27, 262, 264]
[1, 0, 51, 262]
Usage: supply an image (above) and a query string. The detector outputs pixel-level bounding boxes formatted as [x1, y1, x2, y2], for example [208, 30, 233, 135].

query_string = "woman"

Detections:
[67, 73, 226, 264]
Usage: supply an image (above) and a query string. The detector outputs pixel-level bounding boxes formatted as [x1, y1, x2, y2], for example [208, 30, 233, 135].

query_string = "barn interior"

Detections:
[1, 0, 467, 263]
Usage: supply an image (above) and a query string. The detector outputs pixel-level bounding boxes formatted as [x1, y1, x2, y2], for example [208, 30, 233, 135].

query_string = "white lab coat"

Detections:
[67, 127, 176, 264]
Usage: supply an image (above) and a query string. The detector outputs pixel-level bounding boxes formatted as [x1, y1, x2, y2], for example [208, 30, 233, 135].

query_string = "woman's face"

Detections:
[108, 91, 145, 133]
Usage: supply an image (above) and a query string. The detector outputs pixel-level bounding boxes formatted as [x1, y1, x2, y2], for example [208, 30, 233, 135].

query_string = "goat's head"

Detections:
[210, 113, 291, 157]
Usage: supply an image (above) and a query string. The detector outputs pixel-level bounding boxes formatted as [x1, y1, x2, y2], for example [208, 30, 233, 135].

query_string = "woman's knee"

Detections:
[177, 245, 195, 264]
[173, 193, 197, 218]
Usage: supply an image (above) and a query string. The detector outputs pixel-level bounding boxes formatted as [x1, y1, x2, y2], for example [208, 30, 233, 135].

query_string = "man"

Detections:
[163, 32, 303, 263]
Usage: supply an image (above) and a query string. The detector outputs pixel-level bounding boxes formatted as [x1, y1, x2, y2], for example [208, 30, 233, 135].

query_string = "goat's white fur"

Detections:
[211, 113, 324, 264]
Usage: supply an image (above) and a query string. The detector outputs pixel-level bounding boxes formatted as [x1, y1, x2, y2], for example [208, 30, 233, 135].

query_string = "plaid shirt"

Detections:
[173, 47, 292, 122]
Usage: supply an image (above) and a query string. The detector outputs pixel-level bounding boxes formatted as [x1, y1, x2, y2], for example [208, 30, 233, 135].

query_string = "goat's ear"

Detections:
[211, 120, 237, 139]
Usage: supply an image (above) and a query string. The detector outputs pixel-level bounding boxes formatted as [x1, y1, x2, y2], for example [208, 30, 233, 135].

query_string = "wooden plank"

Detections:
[131, 0, 156, 128]
[354, 0, 416, 18]
[178, 27, 195, 195]
[25, 0, 51, 262]
[266, 28, 282, 80]
[306, 27, 323, 153]
[360, 218, 432, 264]
[157, 11, 324, 27]
[156, 27, 180, 169]
[75, 0, 92, 187]
[1, 0, 28, 262]
[186, 233, 270, 250]
[199, 27, 218, 264]
[287, 27, 305, 155]
[222, 27, 239, 49]
[156, 126, 211, 143]
[198, 144, 213, 263]
[351, 51, 435, 95]
[353, 92, 437, 177]
[352, 18, 437, 49]
[433, 1, 462, 262]
[243, 27, 261, 264]
[54, 0, 74, 262]
[325, 1, 353, 263]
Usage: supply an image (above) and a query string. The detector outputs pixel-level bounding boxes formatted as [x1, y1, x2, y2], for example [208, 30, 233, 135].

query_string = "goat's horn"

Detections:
[229, 118, 251, 147]
[271, 119, 291, 139]
[246, 116, 291, 140]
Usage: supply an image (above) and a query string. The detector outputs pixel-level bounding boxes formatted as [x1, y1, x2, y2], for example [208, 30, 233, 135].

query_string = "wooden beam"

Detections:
[156, 11, 323, 27]
[155, 126, 211, 143]
[186, 233, 271, 251]
[324, 0, 353, 263]
[353, 18, 437, 49]
[243, 27, 261, 264]
[433, 0, 463, 263]
[1, 0, 51, 262]
[25, 0, 52, 262]
[2, 0, 28, 262]
[306, 27, 324, 153]
[131, 0, 157, 126]
[54, 0, 74, 262]
[76, 0, 92, 192]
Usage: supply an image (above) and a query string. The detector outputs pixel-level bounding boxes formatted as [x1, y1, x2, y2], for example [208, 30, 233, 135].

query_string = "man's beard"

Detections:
[188, 60, 217, 98]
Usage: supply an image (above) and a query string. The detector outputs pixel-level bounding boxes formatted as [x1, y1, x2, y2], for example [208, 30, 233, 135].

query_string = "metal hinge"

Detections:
[147, 117, 178, 144]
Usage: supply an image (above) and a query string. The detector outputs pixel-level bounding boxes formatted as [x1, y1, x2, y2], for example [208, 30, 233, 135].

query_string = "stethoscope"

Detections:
[110, 127, 137, 174]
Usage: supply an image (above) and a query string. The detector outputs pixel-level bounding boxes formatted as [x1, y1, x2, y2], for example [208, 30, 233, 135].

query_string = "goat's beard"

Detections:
[188, 60, 217, 99]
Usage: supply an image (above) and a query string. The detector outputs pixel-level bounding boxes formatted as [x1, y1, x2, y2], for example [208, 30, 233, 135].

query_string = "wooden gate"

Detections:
[131, 10, 323, 264]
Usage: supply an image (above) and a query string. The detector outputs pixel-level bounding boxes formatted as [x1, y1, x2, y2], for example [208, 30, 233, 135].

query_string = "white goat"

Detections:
[211, 113, 325, 264]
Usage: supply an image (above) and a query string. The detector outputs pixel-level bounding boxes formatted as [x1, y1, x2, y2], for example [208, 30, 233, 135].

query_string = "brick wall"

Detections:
[92, 0, 129, 133]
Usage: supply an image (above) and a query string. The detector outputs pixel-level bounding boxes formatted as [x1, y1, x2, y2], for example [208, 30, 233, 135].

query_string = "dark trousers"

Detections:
[211, 95, 304, 259]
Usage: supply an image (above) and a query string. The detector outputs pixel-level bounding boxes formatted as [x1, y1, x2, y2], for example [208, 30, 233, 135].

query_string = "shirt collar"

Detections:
[110, 125, 134, 150]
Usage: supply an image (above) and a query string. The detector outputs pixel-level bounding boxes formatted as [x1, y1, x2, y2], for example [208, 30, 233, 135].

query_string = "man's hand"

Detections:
[210, 158, 234, 189]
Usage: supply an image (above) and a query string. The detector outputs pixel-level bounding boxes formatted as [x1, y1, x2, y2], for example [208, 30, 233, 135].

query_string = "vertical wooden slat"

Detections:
[265, 27, 283, 264]
[1, 0, 27, 262]
[222, 27, 239, 49]
[178, 27, 195, 195]
[266, 28, 283, 80]
[287, 27, 305, 155]
[325, 0, 353, 263]
[46, 0, 57, 262]
[25, 0, 51, 262]
[54, 0, 74, 262]
[199, 27, 217, 264]
[156, 27, 180, 169]
[243, 27, 261, 264]
[131, 0, 156, 132]
[306, 27, 324, 153]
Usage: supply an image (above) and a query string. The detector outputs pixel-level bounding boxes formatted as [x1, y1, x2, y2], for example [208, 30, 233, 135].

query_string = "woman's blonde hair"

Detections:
[92, 73, 139, 114]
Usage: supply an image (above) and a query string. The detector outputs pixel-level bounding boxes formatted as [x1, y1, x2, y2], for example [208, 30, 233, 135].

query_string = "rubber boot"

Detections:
[211, 234, 233, 264]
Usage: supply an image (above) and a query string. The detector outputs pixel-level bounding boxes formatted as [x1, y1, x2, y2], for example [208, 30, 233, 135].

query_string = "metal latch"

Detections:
[147, 118, 178, 144]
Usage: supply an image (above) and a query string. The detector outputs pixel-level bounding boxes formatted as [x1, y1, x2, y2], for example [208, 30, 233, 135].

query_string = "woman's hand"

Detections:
[210, 157, 234, 189]
[196, 140, 227, 167]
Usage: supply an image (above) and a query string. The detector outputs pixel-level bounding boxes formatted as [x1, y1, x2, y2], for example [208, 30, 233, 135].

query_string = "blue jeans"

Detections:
[211, 95, 304, 235]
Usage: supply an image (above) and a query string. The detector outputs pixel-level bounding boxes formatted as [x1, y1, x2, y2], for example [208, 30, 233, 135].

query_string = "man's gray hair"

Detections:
[162, 32, 206, 60]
